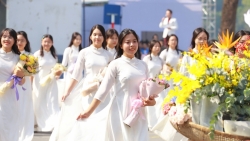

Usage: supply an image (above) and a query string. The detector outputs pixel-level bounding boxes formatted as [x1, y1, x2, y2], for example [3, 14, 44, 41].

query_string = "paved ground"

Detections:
[32, 131, 165, 141]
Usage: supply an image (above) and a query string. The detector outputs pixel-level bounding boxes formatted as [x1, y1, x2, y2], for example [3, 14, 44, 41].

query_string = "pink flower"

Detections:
[163, 101, 175, 115]
[169, 105, 192, 125]
[168, 106, 177, 116]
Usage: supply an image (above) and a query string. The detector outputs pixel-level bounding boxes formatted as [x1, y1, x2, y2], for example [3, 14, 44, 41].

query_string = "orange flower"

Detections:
[197, 42, 212, 58]
[214, 30, 240, 49]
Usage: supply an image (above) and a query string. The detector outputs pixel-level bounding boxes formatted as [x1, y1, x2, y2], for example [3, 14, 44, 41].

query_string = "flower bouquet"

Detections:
[0, 53, 39, 100]
[18, 53, 39, 76]
[81, 67, 107, 96]
[40, 63, 67, 86]
[123, 77, 170, 127]
[168, 104, 192, 125]
[162, 30, 250, 139]
[162, 97, 176, 115]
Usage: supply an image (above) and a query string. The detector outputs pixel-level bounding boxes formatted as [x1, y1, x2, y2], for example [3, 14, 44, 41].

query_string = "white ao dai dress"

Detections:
[50, 45, 112, 141]
[151, 48, 187, 141]
[107, 46, 116, 59]
[57, 46, 81, 106]
[143, 54, 164, 128]
[143, 54, 163, 78]
[107, 46, 116, 97]
[17, 50, 34, 141]
[33, 50, 60, 131]
[160, 48, 182, 70]
[67, 55, 149, 141]
[61, 45, 81, 81]
[0, 48, 20, 141]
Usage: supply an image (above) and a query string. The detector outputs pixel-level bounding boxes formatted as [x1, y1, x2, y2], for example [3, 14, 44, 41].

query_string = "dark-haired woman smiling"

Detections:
[67, 29, 156, 141]
[33, 34, 61, 132]
[0, 28, 25, 141]
[50, 25, 113, 141]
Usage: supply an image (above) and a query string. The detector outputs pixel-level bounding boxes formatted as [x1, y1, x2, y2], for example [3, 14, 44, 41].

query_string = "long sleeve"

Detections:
[71, 50, 85, 81]
[169, 18, 178, 30]
[159, 49, 167, 62]
[94, 61, 116, 102]
[159, 18, 178, 29]
[61, 48, 70, 67]
[159, 19, 168, 28]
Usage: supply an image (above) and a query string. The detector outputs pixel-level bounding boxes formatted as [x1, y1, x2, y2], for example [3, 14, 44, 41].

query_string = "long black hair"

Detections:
[190, 27, 209, 49]
[0, 28, 20, 55]
[68, 32, 82, 52]
[89, 24, 106, 49]
[105, 28, 119, 49]
[17, 31, 31, 52]
[40, 34, 57, 59]
[148, 40, 161, 60]
[167, 34, 179, 54]
[115, 29, 140, 59]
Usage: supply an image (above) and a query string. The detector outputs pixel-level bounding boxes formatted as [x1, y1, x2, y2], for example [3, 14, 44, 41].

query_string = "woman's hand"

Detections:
[142, 95, 156, 106]
[18, 77, 25, 85]
[13, 66, 25, 78]
[76, 110, 91, 120]
[61, 93, 69, 102]
[76, 99, 101, 120]
[54, 70, 63, 79]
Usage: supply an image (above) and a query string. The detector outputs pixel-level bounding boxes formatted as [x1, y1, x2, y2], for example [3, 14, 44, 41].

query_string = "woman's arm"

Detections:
[61, 78, 78, 101]
[61, 48, 70, 67]
[77, 98, 101, 119]
[159, 18, 169, 28]
[77, 61, 117, 119]
[61, 50, 85, 101]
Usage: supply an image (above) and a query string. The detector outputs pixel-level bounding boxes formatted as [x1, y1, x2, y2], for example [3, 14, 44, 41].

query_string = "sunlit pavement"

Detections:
[32, 131, 165, 141]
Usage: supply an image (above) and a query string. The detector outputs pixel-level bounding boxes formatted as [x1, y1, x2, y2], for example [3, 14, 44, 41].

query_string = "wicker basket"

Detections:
[171, 121, 250, 141]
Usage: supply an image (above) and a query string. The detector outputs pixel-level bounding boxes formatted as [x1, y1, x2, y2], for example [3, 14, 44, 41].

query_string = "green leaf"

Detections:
[244, 88, 250, 99]
[212, 83, 220, 93]
[236, 95, 244, 103]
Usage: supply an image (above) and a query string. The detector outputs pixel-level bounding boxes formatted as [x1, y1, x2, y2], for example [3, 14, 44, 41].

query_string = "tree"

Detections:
[220, 0, 239, 33]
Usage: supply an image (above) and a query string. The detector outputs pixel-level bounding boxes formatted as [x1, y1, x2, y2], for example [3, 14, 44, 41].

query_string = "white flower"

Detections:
[210, 96, 220, 104]
[244, 9, 250, 28]
[169, 104, 192, 124]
